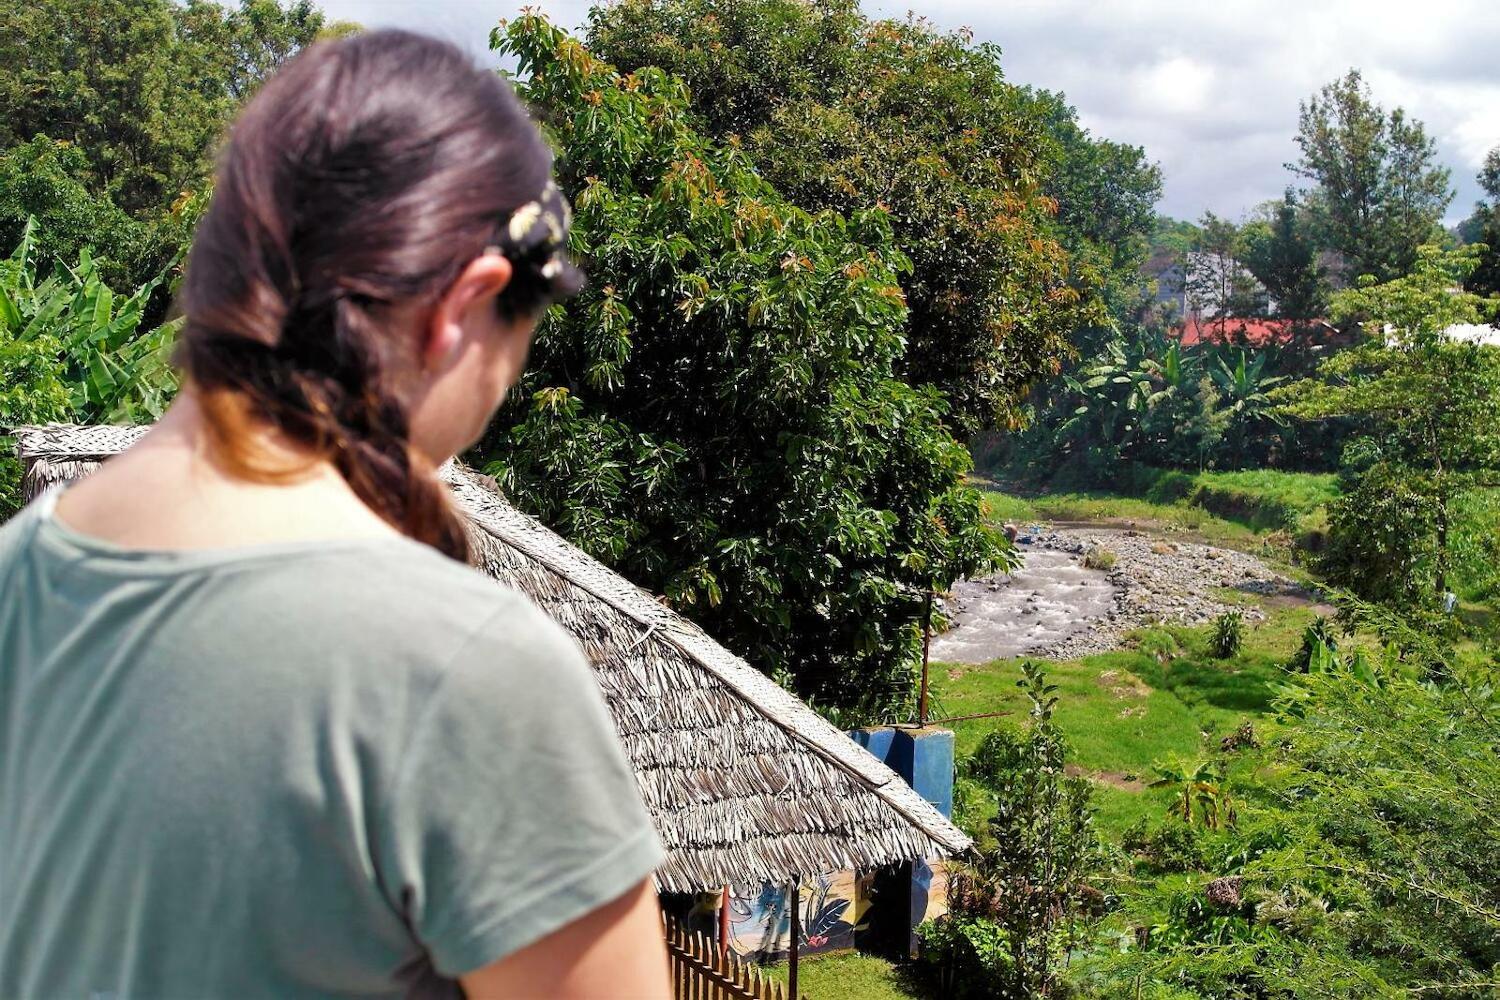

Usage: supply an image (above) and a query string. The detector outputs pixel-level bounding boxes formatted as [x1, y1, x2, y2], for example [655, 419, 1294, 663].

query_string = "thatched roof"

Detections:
[11, 424, 970, 893]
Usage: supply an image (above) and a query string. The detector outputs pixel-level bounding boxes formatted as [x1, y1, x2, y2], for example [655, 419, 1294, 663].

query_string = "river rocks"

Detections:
[932, 527, 1301, 663]
[929, 547, 1117, 663]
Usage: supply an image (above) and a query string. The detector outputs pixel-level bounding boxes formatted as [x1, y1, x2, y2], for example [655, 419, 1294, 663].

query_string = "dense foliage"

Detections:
[0, 0, 343, 297]
[1004, 331, 1301, 484]
[485, 14, 1011, 720]
[1238, 191, 1327, 321]
[1278, 244, 1500, 607]
[1081, 604, 1500, 998]
[586, 0, 1160, 433]
[0, 221, 179, 515]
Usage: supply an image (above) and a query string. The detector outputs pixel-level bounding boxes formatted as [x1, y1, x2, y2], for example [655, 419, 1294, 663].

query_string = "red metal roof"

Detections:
[1177, 317, 1325, 347]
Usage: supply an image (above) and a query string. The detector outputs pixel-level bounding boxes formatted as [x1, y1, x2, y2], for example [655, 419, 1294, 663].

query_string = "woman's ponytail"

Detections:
[175, 30, 577, 561]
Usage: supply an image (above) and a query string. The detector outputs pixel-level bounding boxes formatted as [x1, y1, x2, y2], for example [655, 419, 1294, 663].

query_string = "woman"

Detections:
[0, 30, 670, 999]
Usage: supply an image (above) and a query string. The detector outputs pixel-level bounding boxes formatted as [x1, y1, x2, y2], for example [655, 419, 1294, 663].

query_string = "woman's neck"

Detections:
[50, 391, 404, 551]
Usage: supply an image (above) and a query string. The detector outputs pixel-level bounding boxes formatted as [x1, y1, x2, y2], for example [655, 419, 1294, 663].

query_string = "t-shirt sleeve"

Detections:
[375, 595, 665, 977]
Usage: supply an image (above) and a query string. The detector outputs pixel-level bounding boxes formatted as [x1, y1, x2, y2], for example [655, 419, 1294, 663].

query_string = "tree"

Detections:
[486, 14, 1012, 721]
[586, 0, 1148, 434]
[1185, 212, 1268, 331]
[1025, 88, 1161, 279]
[0, 138, 181, 295]
[1241, 190, 1327, 320]
[1290, 69, 1454, 282]
[0, 0, 342, 289]
[1021, 86, 1163, 358]
[1277, 244, 1500, 605]
[1459, 146, 1500, 298]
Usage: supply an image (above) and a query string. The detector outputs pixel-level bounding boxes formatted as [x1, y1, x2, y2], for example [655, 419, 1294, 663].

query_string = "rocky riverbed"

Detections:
[929, 527, 1306, 663]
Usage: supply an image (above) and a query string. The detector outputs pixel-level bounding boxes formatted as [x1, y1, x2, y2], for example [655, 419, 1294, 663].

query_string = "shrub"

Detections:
[1210, 610, 1244, 659]
[1083, 546, 1118, 571]
[1135, 628, 1179, 663]
[1319, 463, 1442, 609]
[1122, 818, 1205, 874]
[1285, 616, 1338, 673]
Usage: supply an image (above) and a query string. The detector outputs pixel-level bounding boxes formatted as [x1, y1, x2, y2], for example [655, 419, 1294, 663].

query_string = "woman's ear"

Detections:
[422, 250, 514, 370]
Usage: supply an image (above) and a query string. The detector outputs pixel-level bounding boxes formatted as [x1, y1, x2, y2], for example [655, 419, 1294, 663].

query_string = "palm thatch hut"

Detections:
[10, 424, 970, 896]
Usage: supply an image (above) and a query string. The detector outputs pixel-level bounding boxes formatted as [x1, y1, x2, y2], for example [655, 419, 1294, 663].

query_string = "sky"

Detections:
[318, 0, 1500, 226]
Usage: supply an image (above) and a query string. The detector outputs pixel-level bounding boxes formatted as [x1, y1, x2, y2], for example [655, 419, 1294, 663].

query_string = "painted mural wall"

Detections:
[680, 861, 949, 962]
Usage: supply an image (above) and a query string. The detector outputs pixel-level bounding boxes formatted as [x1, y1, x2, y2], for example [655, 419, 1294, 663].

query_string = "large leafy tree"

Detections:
[1278, 244, 1500, 605]
[0, 0, 342, 214]
[1290, 69, 1453, 283]
[0, 0, 347, 295]
[1019, 86, 1162, 358]
[586, 0, 1150, 434]
[485, 14, 1011, 720]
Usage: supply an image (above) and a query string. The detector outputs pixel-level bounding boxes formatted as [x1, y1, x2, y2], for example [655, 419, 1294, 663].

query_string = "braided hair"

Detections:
[176, 30, 580, 561]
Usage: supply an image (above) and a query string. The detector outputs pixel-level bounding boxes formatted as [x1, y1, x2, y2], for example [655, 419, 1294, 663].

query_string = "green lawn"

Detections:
[976, 466, 1340, 554]
[932, 603, 1316, 841]
[761, 952, 931, 1000]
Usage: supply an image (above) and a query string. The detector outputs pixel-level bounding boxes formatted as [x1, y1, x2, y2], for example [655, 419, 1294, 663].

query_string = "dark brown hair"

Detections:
[177, 30, 565, 561]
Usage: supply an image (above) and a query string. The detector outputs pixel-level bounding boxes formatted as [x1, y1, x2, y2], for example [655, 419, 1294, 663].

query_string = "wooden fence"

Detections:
[663, 913, 802, 1000]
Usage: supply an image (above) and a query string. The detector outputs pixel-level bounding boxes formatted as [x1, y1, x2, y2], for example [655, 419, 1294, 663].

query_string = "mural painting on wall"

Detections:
[680, 861, 950, 961]
[684, 871, 864, 961]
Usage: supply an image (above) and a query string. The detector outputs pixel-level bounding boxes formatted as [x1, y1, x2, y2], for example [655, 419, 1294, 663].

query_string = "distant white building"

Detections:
[1442, 323, 1500, 347]
[1381, 322, 1500, 348]
[1145, 251, 1276, 321]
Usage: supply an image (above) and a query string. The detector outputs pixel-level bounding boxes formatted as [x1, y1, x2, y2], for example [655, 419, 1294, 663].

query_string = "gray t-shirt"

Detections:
[0, 488, 664, 999]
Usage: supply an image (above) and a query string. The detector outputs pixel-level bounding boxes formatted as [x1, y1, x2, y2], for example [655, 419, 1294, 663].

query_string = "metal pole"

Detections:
[918, 590, 933, 727]
[788, 875, 801, 1000]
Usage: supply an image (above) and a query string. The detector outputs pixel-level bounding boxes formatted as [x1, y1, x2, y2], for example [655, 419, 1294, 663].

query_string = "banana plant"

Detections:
[1210, 348, 1288, 466]
[1210, 349, 1287, 424]
[1, 218, 180, 425]
[1149, 757, 1237, 829]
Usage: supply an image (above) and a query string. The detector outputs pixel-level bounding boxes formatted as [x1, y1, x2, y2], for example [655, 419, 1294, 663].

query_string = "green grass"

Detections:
[1186, 469, 1338, 533]
[977, 466, 1341, 551]
[977, 487, 1268, 551]
[933, 604, 1320, 841]
[761, 952, 931, 1000]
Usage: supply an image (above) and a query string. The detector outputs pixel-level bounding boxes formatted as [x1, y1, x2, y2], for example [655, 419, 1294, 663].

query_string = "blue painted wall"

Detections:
[849, 725, 954, 818]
